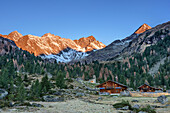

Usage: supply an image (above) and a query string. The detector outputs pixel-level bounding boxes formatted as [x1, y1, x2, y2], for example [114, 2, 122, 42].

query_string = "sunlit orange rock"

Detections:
[0, 32, 106, 56]
[8, 31, 23, 41]
[135, 23, 152, 34]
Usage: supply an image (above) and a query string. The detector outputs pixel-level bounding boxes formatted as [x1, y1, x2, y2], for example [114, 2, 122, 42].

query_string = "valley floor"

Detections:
[1, 96, 170, 113]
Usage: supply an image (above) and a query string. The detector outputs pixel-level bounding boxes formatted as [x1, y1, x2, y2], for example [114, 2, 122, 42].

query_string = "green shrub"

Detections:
[113, 100, 156, 113]
[13, 102, 32, 106]
[65, 78, 73, 83]
[0, 101, 11, 108]
[7, 94, 15, 101]
[136, 105, 156, 113]
[113, 100, 132, 110]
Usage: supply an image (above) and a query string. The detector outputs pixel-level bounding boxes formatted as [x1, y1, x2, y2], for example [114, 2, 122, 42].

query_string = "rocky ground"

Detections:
[0, 79, 169, 113]
[1, 95, 169, 113]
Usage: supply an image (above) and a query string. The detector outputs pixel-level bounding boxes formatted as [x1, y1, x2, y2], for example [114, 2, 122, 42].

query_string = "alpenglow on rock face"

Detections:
[0, 32, 106, 56]
[134, 23, 152, 34]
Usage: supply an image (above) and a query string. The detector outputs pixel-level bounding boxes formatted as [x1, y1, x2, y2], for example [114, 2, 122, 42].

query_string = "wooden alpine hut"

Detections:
[96, 80, 128, 94]
[138, 83, 162, 92]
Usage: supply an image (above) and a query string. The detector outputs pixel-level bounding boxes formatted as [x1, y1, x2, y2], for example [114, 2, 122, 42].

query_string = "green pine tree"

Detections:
[41, 74, 50, 94]
[56, 70, 66, 89]
[0, 68, 9, 89]
[17, 83, 26, 102]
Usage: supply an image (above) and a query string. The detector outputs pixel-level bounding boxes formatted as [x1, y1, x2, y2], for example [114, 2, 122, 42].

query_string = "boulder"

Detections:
[32, 103, 44, 107]
[9, 102, 13, 107]
[43, 95, 64, 102]
[75, 92, 85, 97]
[138, 112, 147, 113]
[117, 106, 129, 110]
[96, 97, 102, 101]
[85, 87, 98, 91]
[132, 104, 140, 109]
[166, 104, 170, 107]
[98, 97, 102, 100]
[53, 91, 62, 96]
[13, 102, 32, 107]
[151, 105, 165, 108]
[157, 95, 168, 104]
[120, 91, 130, 97]
[131, 100, 139, 102]
[0, 89, 8, 100]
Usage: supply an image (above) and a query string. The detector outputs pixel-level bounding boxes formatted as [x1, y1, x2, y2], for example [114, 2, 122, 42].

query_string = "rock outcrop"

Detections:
[157, 95, 168, 104]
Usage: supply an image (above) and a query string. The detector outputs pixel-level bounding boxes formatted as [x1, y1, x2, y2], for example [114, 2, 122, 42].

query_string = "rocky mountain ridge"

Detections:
[120, 21, 170, 58]
[81, 23, 152, 63]
[0, 32, 105, 56]
[0, 37, 18, 55]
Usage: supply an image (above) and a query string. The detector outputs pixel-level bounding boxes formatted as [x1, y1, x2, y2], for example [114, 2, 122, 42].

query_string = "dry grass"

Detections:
[1, 95, 170, 113]
[130, 91, 170, 97]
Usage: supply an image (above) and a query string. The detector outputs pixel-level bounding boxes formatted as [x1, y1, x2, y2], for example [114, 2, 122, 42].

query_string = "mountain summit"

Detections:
[134, 23, 152, 34]
[0, 32, 106, 56]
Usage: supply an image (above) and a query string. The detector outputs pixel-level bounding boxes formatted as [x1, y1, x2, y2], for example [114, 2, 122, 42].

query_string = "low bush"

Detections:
[136, 105, 156, 113]
[113, 100, 156, 113]
[113, 100, 132, 110]
[0, 101, 12, 108]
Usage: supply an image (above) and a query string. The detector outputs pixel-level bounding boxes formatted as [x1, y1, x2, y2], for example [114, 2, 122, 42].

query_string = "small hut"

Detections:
[138, 83, 162, 92]
[96, 80, 128, 94]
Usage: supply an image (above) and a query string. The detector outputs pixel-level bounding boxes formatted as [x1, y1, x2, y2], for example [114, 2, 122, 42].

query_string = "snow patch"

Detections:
[40, 48, 89, 63]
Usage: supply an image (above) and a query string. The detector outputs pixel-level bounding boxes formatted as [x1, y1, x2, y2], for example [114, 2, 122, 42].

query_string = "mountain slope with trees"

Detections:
[0, 21, 169, 104]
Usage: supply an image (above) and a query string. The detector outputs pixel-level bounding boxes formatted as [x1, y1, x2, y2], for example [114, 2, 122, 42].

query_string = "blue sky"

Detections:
[0, 0, 170, 45]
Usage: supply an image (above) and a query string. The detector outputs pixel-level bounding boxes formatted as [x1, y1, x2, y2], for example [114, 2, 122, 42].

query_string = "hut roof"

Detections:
[138, 83, 155, 89]
[96, 80, 128, 88]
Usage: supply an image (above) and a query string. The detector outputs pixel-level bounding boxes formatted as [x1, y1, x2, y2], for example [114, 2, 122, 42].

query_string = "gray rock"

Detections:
[120, 91, 130, 97]
[13, 103, 21, 107]
[153, 100, 158, 103]
[9, 102, 13, 107]
[43, 95, 64, 102]
[129, 111, 134, 113]
[53, 91, 62, 96]
[157, 95, 168, 104]
[131, 100, 139, 102]
[166, 104, 170, 107]
[99, 92, 109, 95]
[75, 92, 85, 97]
[85, 86, 98, 91]
[32, 103, 43, 107]
[98, 97, 102, 100]
[133, 104, 140, 109]
[13, 102, 32, 107]
[151, 105, 165, 108]
[138, 112, 147, 113]
[96, 97, 102, 101]
[117, 106, 129, 110]
[0, 89, 8, 100]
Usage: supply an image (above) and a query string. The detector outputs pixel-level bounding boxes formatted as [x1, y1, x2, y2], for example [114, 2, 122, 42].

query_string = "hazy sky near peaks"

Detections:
[0, 0, 170, 45]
